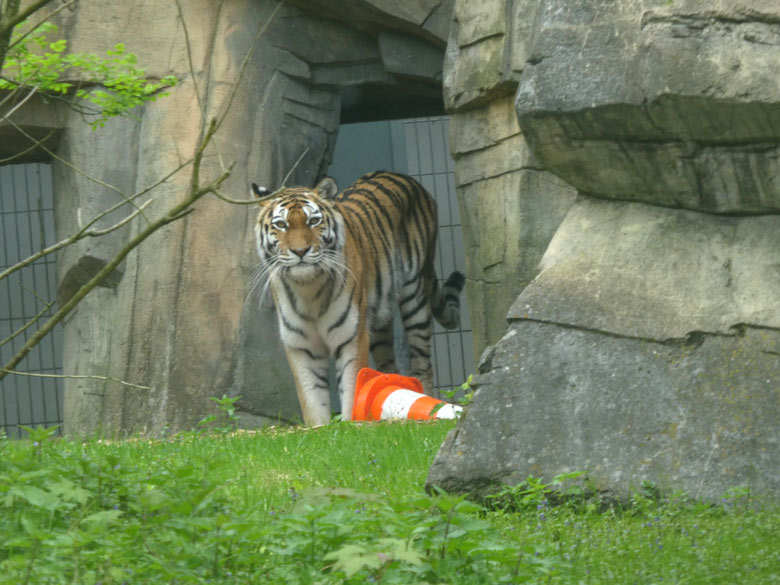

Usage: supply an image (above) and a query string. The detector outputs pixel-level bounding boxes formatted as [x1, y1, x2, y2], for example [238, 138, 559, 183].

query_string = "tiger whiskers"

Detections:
[246, 259, 281, 304]
[320, 250, 352, 286]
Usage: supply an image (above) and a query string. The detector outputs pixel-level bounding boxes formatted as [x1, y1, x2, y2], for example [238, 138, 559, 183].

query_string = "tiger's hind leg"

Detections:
[370, 321, 398, 374]
[398, 278, 434, 393]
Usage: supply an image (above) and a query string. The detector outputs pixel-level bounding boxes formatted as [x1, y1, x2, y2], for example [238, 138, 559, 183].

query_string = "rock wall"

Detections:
[428, 0, 780, 502]
[24, 0, 449, 435]
[444, 0, 576, 352]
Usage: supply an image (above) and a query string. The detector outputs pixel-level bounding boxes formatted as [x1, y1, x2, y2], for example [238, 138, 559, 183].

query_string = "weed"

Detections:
[486, 470, 588, 513]
[198, 394, 241, 434]
[18, 424, 60, 461]
[439, 374, 474, 407]
[1, 423, 778, 584]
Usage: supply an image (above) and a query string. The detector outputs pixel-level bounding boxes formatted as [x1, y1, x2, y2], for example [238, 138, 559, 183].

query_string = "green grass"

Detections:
[1, 421, 779, 584]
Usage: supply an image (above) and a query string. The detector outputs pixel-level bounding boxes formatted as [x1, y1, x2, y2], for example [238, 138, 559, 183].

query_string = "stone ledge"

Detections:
[449, 96, 521, 156]
[515, 0, 780, 212]
[453, 134, 539, 187]
[427, 320, 780, 502]
[510, 196, 780, 340]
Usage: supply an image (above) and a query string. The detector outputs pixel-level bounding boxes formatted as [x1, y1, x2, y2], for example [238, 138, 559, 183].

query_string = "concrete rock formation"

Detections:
[5, 0, 779, 502]
[0, 0, 449, 435]
[427, 0, 780, 502]
[445, 0, 577, 351]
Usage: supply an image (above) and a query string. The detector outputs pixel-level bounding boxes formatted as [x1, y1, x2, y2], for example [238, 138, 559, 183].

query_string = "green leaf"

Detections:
[48, 477, 91, 505]
[81, 509, 123, 530]
[9, 485, 60, 510]
[325, 544, 383, 578]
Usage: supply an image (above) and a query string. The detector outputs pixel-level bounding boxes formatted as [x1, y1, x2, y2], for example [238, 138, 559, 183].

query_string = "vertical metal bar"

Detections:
[9, 166, 26, 433]
[440, 119, 470, 386]
[0, 163, 61, 437]
[40, 164, 62, 429]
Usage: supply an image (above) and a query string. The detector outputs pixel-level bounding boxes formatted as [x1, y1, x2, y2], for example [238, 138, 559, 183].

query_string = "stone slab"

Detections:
[510, 197, 780, 341]
[515, 0, 780, 212]
[457, 170, 576, 352]
[427, 320, 780, 502]
[449, 95, 521, 156]
[378, 30, 444, 81]
[453, 0, 506, 48]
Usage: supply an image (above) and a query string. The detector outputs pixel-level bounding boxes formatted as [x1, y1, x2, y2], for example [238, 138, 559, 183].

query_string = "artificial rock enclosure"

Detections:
[4, 0, 779, 501]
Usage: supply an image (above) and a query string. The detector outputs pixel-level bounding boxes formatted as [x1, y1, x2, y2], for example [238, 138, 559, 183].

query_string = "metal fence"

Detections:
[0, 163, 64, 439]
[328, 116, 474, 399]
[391, 117, 474, 395]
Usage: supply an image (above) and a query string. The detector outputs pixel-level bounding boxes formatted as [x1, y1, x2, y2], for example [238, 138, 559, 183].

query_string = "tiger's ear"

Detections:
[314, 177, 338, 199]
[251, 183, 274, 200]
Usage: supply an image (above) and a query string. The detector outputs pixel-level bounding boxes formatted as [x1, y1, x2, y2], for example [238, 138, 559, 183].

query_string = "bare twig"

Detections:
[0, 114, 150, 221]
[210, 144, 310, 205]
[0, 299, 55, 348]
[0, 368, 150, 390]
[212, 0, 285, 135]
[0, 82, 38, 117]
[281, 146, 309, 187]
[7, 0, 79, 51]
[0, 117, 232, 381]
[0, 128, 58, 164]
[0, 199, 153, 282]
[1, 0, 58, 34]
[211, 188, 260, 205]
[173, 0, 205, 119]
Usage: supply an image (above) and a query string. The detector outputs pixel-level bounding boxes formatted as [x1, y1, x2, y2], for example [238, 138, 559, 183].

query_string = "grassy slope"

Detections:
[1, 421, 778, 584]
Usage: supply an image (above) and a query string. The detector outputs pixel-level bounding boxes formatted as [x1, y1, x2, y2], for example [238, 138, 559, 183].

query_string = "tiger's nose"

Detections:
[291, 246, 310, 258]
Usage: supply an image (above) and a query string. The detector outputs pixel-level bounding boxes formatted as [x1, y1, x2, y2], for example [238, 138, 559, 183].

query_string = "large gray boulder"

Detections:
[515, 0, 780, 213]
[428, 0, 780, 502]
[427, 199, 780, 501]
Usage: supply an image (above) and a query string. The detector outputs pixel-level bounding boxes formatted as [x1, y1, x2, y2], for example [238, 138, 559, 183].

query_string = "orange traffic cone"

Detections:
[352, 367, 464, 421]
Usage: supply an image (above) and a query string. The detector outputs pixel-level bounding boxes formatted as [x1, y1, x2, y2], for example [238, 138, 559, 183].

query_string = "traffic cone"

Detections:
[352, 367, 464, 421]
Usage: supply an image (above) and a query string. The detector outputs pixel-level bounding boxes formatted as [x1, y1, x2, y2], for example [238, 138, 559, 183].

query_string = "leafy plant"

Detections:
[18, 424, 60, 461]
[486, 470, 588, 513]
[440, 374, 474, 408]
[1, 21, 177, 128]
[1, 423, 778, 584]
[200, 394, 242, 434]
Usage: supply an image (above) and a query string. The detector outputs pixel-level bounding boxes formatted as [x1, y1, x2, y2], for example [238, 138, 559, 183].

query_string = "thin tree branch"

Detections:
[0, 299, 54, 347]
[0, 117, 231, 382]
[281, 146, 309, 187]
[7, 0, 78, 51]
[0, 368, 150, 390]
[0, 199, 153, 282]
[173, 0, 205, 119]
[1, 82, 38, 118]
[0, 114, 150, 221]
[213, 0, 284, 136]
[211, 188, 259, 205]
[0, 128, 58, 164]
[86, 199, 153, 236]
[2, 0, 57, 32]
[0, 76, 37, 112]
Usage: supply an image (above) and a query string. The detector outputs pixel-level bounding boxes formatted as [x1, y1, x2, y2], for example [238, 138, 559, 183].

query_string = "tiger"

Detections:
[251, 170, 465, 426]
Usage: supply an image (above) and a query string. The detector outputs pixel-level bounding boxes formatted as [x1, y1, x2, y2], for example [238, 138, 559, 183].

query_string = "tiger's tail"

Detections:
[431, 271, 466, 330]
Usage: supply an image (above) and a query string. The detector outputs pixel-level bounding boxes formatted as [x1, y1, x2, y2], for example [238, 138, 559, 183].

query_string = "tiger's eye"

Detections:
[308, 216, 322, 227]
[272, 220, 287, 230]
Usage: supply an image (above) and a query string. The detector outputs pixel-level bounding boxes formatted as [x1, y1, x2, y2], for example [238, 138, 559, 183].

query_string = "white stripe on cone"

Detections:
[432, 403, 462, 419]
[379, 389, 463, 420]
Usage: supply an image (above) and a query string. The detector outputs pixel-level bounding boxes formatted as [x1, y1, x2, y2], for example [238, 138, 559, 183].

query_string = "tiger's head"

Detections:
[252, 177, 345, 284]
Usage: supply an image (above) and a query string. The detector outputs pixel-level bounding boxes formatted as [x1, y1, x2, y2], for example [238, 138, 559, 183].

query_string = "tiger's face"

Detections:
[253, 178, 344, 284]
